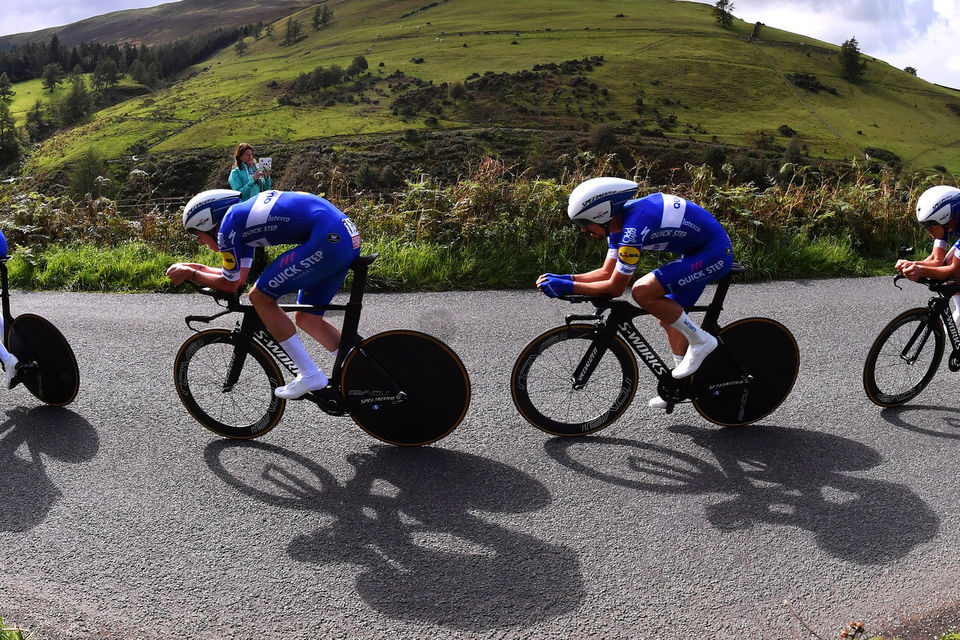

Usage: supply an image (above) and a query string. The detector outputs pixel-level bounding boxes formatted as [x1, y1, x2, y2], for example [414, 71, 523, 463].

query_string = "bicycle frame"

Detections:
[895, 277, 960, 369]
[184, 254, 403, 413]
[563, 266, 746, 405]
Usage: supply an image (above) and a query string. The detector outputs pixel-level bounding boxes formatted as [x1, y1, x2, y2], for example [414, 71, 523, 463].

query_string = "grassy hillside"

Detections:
[0, 0, 317, 48]
[20, 0, 960, 174]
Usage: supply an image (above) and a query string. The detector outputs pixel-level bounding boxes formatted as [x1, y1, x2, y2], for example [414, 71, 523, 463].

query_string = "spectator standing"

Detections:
[228, 142, 271, 201]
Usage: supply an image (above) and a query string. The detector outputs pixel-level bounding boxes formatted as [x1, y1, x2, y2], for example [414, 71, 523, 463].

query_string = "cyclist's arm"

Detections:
[904, 253, 960, 280]
[572, 267, 631, 296]
[195, 265, 249, 293]
[573, 256, 617, 283]
[898, 230, 951, 271]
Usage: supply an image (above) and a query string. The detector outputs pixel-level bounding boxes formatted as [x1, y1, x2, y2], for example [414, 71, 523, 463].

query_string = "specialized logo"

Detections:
[327, 233, 341, 243]
[222, 252, 236, 270]
[619, 321, 666, 375]
[618, 246, 641, 265]
[254, 330, 299, 373]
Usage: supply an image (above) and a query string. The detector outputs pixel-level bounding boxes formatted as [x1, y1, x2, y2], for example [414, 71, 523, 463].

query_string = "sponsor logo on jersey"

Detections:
[618, 245, 641, 265]
[327, 233, 341, 243]
[222, 252, 236, 270]
[266, 249, 325, 289]
[622, 227, 638, 243]
[677, 259, 727, 286]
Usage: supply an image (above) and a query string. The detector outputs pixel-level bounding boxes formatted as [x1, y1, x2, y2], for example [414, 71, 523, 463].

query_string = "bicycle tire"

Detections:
[511, 324, 639, 436]
[341, 330, 470, 446]
[7, 314, 80, 406]
[174, 329, 286, 439]
[691, 317, 799, 426]
[863, 307, 944, 407]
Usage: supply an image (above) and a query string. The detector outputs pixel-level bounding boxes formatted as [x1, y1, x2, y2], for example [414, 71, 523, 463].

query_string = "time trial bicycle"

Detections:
[510, 263, 800, 435]
[863, 269, 960, 407]
[0, 257, 80, 405]
[173, 253, 471, 446]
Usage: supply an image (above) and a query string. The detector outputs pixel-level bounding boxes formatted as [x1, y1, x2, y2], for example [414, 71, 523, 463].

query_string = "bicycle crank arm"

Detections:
[345, 389, 408, 406]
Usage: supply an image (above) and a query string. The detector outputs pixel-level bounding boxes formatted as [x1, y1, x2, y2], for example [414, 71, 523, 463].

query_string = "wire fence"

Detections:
[114, 196, 190, 220]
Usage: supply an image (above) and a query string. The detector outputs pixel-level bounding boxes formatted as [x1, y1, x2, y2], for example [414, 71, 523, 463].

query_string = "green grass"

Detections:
[21, 0, 960, 173]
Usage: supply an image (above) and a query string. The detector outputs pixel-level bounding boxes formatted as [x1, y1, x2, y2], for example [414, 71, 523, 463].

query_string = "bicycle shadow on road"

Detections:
[205, 440, 584, 631]
[880, 404, 960, 440]
[544, 424, 938, 565]
[0, 405, 98, 532]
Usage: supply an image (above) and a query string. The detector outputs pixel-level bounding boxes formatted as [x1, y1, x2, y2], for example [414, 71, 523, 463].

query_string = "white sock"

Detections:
[330, 348, 338, 360]
[673, 353, 684, 367]
[670, 312, 708, 346]
[279, 335, 322, 378]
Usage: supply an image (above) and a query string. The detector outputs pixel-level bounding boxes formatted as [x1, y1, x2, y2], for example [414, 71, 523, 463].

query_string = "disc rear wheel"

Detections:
[7, 314, 80, 406]
[691, 318, 799, 426]
[341, 330, 470, 446]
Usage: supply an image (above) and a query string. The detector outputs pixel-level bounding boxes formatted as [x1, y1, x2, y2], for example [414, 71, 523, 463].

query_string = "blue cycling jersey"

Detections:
[216, 190, 359, 281]
[606, 193, 730, 275]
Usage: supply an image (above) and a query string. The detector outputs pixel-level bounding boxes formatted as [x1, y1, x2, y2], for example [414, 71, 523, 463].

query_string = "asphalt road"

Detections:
[0, 277, 957, 639]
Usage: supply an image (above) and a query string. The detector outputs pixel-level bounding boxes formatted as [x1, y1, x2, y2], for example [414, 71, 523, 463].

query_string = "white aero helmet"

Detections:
[183, 189, 241, 234]
[567, 177, 639, 227]
[916, 184, 960, 229]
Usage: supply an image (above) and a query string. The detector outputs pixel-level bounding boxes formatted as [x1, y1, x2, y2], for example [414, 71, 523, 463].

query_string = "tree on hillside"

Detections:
[266, 23, 275, 40]
[0, 73, 14, 101]
[283, 18, 303, 45]
[25, 100, 54, 141]
[234, 39, 248, 57]
[346, 55, 368, 77]
[905, 66, 917, 76]
[0, 101, 20, 168]
[320, 6, 333, 28]
[840, 37, 867, 83]
[92, 58, 120, 93]
[69, 147, 108, 197]
[312, 7, 323, 30]
[59, 75, 93, 126]
[253, 22, 264, 40]
[41, 63, 64, 92]
[713, 0, 734, 27]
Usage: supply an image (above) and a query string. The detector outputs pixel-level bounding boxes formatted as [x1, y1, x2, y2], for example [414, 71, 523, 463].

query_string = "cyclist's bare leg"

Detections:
[630, 273, 682, 324]
[249, 286, 297, 341]
[295, 312, 341, 352]
[632, 273, 716, 378]
[659, 321, 689, 356]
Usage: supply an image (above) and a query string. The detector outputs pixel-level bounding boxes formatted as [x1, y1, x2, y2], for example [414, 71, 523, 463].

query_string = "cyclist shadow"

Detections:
[205, 441, 584, 630]
[545, 424, 938, 565]
[0, 405, 99, 532]
[880, 404, 960, 439]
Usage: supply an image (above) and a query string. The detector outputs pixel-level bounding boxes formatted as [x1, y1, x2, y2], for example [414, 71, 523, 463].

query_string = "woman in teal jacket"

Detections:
[228, 142, 272, 201]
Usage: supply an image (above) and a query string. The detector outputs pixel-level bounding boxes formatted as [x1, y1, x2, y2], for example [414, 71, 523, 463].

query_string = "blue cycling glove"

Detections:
[538, 274, 574, 298]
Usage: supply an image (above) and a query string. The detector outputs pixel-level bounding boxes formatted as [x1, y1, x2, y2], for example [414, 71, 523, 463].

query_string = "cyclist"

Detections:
[898, 185, 960, 287]
[166, 189, 361, 399]
[0, 229, 17, 388]
[537, 177, 733, 409]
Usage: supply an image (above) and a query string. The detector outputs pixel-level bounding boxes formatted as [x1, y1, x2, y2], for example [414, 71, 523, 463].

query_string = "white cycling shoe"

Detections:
[3, 354, 18, 390]
[672, 334, 718, 379]
[274, 371, 329, 399]
[648, 395, 669, 410]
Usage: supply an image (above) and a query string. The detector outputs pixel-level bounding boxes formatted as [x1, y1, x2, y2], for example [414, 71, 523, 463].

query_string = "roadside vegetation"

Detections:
[0, 153, 944, 292]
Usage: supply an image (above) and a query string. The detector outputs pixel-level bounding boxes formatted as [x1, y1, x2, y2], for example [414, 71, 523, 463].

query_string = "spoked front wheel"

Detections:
[691, 317, 799, 426]
[7, 313, 80, 406]
[863, 307, 944, 407]
[174, 329, 286, 439]
[511, 324, 639, 436]
[341, 330, 470, 446]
